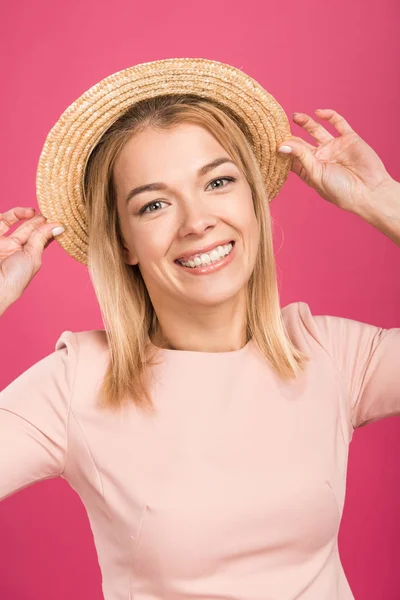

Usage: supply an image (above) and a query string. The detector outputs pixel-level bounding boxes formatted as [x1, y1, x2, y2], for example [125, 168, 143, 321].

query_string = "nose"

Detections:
[177, 197, 218, 239]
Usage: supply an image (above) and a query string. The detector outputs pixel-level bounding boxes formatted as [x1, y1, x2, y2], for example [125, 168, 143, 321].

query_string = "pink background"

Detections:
[0, 0, 399, 598]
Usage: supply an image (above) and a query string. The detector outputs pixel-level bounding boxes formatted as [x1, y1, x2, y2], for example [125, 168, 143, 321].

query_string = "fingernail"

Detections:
[52, 226, 65, 237]
[278, 145, 293, 154]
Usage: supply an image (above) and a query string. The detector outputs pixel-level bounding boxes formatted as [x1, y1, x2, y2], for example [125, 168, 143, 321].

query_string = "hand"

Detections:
[0, 207, 65, 315]
[278, 108, 394, 214]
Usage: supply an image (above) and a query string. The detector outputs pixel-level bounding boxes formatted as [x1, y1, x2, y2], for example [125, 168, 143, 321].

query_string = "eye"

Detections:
[206, 176, 236, 190]
[139, 200, 168, 215]
[138, 177, 236, 215]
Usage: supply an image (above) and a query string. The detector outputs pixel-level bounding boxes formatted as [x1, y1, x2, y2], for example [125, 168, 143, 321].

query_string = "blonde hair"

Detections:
[83, 93, 310, 413]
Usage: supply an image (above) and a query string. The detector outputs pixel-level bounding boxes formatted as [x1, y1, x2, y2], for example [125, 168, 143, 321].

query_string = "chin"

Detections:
[183, 283, 247, 307]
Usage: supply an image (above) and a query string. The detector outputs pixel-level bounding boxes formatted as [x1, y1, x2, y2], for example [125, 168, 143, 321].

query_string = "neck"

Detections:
[150, 293, 249, 353]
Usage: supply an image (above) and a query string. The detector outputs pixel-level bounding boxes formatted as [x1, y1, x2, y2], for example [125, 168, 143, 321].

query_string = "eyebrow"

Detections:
[125, 157, 236, 205]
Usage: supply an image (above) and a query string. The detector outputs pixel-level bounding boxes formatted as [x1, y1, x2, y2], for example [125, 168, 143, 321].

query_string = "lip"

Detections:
[174, 240, 236, 275]
[175, 239, 234, 261]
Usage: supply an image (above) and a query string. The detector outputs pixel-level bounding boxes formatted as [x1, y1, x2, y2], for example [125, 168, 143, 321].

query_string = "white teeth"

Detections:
[178, 242, 233, 268]
[210, 249, 219, 261]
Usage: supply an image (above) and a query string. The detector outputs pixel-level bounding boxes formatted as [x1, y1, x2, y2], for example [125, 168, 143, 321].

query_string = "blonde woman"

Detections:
[0, 59, 399, 600]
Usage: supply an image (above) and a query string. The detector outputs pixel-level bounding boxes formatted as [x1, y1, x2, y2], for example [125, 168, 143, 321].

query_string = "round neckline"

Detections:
[146, 337, 254, 357]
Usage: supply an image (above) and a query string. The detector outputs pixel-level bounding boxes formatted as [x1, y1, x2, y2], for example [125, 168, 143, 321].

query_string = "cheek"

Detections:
[134, 225, 173, 265]
[233, 195, 258, 233]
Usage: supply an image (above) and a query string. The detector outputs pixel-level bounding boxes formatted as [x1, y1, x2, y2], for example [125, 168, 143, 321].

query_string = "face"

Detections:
[114, 123, 260, 312]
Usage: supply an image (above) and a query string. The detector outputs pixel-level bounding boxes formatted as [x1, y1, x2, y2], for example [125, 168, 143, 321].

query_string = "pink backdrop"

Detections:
[1, 0, 399, 598]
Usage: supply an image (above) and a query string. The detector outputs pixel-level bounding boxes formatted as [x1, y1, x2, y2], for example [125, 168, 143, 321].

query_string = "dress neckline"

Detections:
[146, 337, 254, 358]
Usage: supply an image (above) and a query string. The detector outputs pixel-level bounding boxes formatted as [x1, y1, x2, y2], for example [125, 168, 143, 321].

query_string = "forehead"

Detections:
[116, 123, 226, 172]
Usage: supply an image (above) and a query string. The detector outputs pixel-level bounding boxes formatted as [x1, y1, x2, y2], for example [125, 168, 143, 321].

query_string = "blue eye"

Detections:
[139, 176, 236, 215]
[140, 200, 167, 215]
[206, 176, 236, 190]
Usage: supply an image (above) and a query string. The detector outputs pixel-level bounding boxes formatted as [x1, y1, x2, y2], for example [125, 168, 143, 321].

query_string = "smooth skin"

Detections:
[0, 209, 64, 315]
[279, 109, 398, 220]
[114, 123, 260, 352]
[278, 108, 400, 246]
[1, 108, 399, 329]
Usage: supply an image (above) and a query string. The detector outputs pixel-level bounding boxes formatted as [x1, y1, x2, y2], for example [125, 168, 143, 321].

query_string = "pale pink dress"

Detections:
[1, 301, 399, 599]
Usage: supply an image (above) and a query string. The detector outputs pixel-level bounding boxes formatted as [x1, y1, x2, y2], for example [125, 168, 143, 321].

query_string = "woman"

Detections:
[0, 58, 399, 599]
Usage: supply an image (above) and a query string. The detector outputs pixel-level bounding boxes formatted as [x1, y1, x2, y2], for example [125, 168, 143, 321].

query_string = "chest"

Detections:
[75, 359, 347, 581]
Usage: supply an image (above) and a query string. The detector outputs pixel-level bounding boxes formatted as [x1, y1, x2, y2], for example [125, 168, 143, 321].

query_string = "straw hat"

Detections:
[36, 57, 293, 266]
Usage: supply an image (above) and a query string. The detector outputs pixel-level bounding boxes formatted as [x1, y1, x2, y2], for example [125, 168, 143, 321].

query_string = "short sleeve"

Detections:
[0, 331, 78, 502]
[297, 301, 400, 431]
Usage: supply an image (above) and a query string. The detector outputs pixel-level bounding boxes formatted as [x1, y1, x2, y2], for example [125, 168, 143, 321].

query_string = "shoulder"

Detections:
[280, 300, 388, 369]
[280, 300, 342, 363]
[51, 329, 111, 410]
[55, 329, 109, 353]
[54, 329, 110, 377]
[281, 301, 324, 344]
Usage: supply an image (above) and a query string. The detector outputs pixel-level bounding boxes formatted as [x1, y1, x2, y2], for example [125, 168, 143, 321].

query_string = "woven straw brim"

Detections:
[36, 57, 292, 266]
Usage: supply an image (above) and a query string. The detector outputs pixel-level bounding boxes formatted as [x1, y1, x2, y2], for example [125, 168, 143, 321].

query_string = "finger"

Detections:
[292, 112, 335, 144]
[279, 135, 316, 152]
[314, 108, 356, 136]
[290, 157, 306, 180]
[24, 224, 65, 263]
[44, 237, 56, 250]
[7, 213, 48, 246]
[278, 139, 322, 185]
[0, 207, 37, 236]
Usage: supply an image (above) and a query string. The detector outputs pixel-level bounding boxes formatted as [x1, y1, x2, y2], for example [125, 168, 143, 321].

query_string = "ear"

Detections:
[122, 244, 139, 266]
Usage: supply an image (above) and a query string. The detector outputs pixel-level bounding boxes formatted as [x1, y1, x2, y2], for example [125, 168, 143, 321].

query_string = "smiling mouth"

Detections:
[175, 241, 235, 269]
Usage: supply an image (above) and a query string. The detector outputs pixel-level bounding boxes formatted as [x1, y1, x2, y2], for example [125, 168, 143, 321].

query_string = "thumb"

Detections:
[278, 138, 322, 186]
[24, 224, 65, 263]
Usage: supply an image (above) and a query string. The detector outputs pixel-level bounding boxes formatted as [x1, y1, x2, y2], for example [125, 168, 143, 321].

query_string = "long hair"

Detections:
[83, 93, 310, 413]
